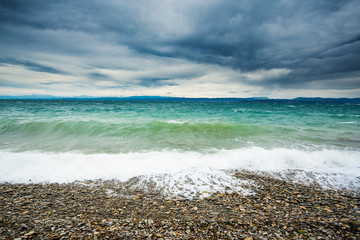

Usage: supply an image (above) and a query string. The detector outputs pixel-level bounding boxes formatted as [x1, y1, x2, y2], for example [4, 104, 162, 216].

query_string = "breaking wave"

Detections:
[1, 148, 359, 196]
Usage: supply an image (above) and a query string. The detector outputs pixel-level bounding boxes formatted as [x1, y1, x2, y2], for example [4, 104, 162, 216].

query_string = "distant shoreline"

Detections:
[1, 96, 360, 104]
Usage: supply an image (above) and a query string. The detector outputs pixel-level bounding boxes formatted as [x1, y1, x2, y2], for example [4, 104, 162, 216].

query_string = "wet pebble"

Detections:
[0, 171, 359, 239]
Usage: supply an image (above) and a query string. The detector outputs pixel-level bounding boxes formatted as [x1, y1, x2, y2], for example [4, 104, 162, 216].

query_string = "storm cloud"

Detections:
[0, 0, 359, 97]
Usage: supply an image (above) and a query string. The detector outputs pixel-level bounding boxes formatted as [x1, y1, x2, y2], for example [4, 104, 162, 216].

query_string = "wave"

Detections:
[0, 120, 304, 152]
[1, 148, 359, 196]
[337, 121, 357, 124]
[1, 116, 359, 152]
[0, 119, 267, 137]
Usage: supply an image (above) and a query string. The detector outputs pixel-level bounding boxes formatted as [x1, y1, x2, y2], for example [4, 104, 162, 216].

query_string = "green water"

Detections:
[0, 100, 359, 153]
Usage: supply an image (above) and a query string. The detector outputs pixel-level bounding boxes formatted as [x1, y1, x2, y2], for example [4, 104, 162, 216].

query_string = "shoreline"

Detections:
[1, 172, 359, 239]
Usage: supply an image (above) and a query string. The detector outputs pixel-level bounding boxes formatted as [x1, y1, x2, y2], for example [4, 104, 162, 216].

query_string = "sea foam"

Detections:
[1, 148, 359, 196]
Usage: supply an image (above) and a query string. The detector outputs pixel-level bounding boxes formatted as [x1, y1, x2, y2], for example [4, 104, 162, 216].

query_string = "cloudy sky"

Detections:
[0, 0, 359, 98]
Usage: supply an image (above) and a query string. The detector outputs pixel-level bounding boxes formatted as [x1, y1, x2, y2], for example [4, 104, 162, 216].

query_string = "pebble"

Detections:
[0, 171, 359, 239]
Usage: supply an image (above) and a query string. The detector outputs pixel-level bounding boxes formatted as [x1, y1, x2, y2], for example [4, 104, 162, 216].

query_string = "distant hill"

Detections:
[292, 97, 360, 104]
[0, 95, 359, 103]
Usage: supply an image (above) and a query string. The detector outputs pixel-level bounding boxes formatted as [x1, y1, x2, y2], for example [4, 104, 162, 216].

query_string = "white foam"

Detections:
[165, 120, 187, 124]
[337, 121, 357, 124]
[124, 168, 252, 199]
[271, 169, 360, 191]
[0, 148, 359, 193]
[233, 108, 247, 113]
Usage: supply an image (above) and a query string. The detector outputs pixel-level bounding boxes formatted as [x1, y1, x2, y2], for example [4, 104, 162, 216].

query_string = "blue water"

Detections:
[0, 99, 359, 193]
[1, 100, 359, 153]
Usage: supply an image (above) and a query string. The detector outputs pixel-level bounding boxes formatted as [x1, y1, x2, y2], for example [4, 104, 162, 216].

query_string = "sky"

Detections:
[0, 0, 359, 98]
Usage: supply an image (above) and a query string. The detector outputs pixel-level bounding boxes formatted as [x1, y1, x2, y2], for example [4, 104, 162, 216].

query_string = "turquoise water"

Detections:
[0, 100, 359, 153]
[0, 99, 359, 191]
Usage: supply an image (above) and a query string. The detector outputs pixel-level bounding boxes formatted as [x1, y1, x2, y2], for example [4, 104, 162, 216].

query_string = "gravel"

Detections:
[1, 171, 359, 239]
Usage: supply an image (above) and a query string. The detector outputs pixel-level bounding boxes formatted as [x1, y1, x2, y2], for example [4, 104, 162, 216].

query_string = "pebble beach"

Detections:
[1, 171, 359, 240]
[1, 0, 360, 238]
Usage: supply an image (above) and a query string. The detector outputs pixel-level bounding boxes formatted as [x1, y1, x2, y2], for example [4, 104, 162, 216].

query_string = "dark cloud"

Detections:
[0, 58, 67, 75]
[88, 73, 109, 80]
[138, 78, 179, 88]
[0, 0, 359, 94]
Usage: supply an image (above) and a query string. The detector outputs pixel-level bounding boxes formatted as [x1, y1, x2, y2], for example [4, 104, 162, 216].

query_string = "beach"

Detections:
[1, 100, 359, 239]
[1, 171, 359, 239]
[1, 0, 360, 237]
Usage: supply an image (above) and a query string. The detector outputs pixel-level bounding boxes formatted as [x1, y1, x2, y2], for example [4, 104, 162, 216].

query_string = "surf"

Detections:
[0, 148, 359, 195]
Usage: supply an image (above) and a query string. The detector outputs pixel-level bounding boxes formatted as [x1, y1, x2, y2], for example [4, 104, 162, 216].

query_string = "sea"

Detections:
[0, 99, 359, 197]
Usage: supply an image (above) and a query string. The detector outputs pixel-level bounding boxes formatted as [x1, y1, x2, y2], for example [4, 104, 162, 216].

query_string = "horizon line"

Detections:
[0, 95, 359, 102]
